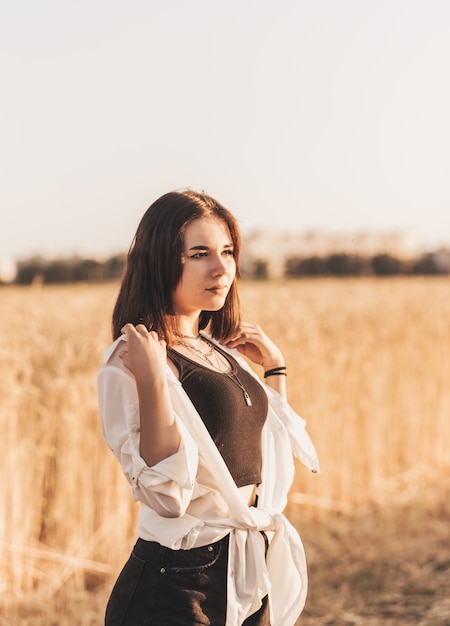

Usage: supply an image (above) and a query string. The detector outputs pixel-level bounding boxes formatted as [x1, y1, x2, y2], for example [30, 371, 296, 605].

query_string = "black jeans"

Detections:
[105, 534, 270, 626]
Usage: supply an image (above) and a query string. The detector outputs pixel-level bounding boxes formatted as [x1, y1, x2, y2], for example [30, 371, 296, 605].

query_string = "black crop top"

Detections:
[167, 343, 268, 488]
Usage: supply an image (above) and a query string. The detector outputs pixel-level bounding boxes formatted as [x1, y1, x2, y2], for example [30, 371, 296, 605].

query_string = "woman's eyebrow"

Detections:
[187, 243, 234, 251]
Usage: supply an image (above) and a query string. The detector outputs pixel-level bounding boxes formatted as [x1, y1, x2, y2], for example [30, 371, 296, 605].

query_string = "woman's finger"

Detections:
[135, 324, 149, 335]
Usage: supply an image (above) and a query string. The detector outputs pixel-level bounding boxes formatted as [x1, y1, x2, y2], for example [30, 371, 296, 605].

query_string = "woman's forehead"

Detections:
[183, 217, 232, 245]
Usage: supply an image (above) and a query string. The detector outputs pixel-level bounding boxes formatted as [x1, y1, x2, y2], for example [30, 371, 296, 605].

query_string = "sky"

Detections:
[1, 0, 450, 277]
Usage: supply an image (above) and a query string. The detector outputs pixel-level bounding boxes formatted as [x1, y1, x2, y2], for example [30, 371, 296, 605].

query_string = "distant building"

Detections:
[432, 248, 450, 273]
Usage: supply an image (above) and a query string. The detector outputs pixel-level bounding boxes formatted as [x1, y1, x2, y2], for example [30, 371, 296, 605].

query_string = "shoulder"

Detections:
[102, 335, 126, 364]
[99, 336, 180, 385]
[201, 332, 240, 360]
[98, 336, 134, 381]
[204, 334, 261, 379]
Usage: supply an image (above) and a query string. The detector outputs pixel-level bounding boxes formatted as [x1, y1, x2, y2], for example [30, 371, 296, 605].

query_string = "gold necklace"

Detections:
[173, 337, 252, 406]
[226, 371, 253, 406]
[173, 337, 215, 363]
[174, 331, 200, 340]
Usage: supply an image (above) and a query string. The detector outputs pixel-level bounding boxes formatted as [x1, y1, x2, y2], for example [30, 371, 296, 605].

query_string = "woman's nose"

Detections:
[211, 254, 227, 276]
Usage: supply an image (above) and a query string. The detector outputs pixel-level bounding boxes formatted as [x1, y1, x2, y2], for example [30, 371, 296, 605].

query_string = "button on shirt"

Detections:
[97, 335, 319, 626]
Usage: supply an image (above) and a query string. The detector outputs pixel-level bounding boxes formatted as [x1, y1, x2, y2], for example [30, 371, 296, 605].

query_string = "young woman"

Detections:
[97, 190, 319, 626]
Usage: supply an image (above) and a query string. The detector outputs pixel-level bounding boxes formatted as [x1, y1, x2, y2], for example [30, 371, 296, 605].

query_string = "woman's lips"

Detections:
[206, 285, 228, 295]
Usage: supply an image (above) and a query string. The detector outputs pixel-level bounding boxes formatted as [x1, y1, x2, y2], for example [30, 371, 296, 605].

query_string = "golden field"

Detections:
[0, 278, 449, 625]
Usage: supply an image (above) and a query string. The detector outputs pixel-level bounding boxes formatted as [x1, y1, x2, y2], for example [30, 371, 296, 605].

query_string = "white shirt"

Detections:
[97, 335, 319, 626]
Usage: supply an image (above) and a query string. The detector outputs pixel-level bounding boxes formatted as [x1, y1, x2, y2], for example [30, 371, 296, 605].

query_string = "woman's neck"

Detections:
[173, 314, 201, 339]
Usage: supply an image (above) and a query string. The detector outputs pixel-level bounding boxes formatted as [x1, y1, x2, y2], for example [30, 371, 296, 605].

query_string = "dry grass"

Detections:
[0, 278, 449, 624]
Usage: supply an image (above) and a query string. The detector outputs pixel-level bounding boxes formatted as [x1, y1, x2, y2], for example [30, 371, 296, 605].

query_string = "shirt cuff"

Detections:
[123, 404, 199, 513]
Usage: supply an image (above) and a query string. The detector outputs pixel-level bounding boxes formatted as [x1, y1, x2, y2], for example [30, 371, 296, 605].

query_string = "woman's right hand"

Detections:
[120, 323, 167, 384]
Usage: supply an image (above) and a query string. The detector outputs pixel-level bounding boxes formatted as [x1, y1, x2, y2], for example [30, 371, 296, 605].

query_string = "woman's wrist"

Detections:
[261, 348, 285, 369]
[262, 353, 285, 371]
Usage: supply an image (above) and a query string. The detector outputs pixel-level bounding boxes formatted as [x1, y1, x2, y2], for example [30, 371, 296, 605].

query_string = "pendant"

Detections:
[243, 391, 252, 406]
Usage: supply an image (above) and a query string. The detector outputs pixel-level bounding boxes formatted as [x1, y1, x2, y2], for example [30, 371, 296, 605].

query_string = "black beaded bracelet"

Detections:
[264, 366, 287, 378]
[264, 371, 287, 378]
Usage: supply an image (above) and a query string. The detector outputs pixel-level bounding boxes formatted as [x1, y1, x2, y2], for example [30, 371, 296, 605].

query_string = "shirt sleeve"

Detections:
[264, 384, 320, 474]
[97, 365, 199, 517]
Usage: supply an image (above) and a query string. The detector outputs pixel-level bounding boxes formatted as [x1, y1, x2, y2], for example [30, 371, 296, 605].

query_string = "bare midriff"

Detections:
[239, 483, 257, 506]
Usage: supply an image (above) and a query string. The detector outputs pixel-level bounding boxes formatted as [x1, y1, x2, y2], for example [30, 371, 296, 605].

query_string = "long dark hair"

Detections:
[112, 190, 242, 343]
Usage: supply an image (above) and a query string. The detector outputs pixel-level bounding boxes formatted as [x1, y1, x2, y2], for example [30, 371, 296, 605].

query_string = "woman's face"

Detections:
[172, 217, 236, 316]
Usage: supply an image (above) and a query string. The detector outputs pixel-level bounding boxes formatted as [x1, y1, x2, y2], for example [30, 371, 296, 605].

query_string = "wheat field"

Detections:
[0, 278, 449, 625]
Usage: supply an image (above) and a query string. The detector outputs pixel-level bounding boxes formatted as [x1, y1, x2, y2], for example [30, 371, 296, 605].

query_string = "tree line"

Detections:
[285, 251, 448, 277]
[6, 249, 450, 285]
[13, 254, 126, 285]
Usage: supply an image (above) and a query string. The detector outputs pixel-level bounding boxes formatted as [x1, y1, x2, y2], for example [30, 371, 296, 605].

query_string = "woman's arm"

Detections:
[97, 361, 198, 517]
[120, 323, 181, 466]
[225, 322, 287, 400]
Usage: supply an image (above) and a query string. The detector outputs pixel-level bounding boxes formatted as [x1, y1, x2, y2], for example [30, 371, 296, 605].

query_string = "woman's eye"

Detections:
[188, 249, 234, 259]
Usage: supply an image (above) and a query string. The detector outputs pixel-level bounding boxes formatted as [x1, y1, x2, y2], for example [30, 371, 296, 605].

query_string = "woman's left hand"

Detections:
[224, 322, 285, 370]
